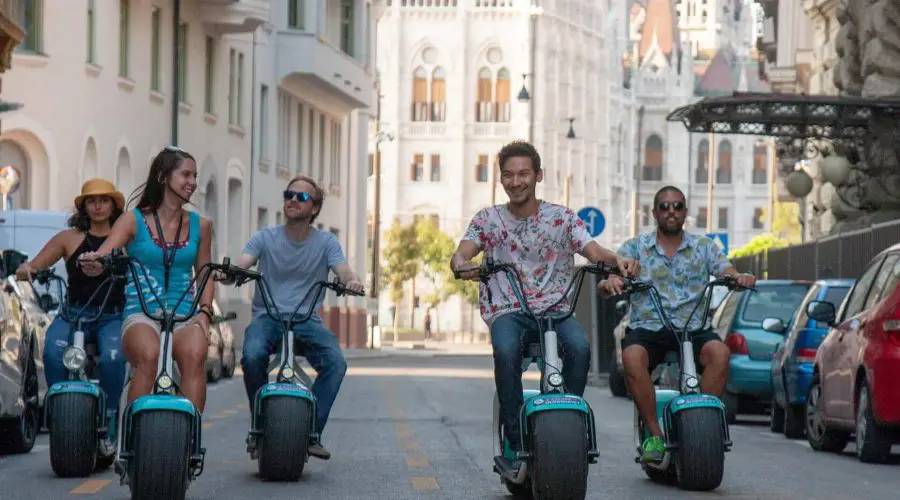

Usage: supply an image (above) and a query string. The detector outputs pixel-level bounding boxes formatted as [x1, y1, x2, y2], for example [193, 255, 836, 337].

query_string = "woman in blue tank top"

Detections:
[80, 146, 215, 413]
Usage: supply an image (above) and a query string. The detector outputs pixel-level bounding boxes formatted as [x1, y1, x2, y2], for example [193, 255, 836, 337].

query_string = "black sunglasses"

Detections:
[283, 190, 312, 202]
[657, 201, 686, 212]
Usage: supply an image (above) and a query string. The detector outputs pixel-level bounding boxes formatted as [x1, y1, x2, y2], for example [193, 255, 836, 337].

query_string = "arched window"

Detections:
[717, 139, 732, 184]
[430, 67, 446, 121]
[753, 144, 768, 184]
[695, 139, 709, 183]
[495, 68, 510, 122]
[411, 66, 428, 121]
[643, 135, 663, 181]
[476, 67, 492, 122]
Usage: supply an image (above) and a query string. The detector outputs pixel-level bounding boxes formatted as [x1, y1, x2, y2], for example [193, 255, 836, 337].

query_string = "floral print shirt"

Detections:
[463, 202, 592, 324]
[617, 231, 732, 331]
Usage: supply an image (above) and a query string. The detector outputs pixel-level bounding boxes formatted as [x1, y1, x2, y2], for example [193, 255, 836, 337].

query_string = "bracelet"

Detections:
[199, 308, 213, 322]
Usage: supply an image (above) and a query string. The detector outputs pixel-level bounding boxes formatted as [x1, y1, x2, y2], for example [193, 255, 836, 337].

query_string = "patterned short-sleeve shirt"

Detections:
[617, 231, 732, 331]
[463, 202, 592, 324]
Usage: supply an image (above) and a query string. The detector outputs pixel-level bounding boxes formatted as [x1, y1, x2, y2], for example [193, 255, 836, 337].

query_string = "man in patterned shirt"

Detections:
[450, 140, 639, 472]
[599, 185, 755, 463]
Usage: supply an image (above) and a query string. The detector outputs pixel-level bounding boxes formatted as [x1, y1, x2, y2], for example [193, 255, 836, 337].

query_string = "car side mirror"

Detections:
[762, 317, 786, 334]
[38, 293, 58, 313]
[806, 301, 836, 327]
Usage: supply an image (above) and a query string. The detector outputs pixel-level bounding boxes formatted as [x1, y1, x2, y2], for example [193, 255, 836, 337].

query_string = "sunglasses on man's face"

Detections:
[283, 190, 312, 202]
[657, 201, 686, 212]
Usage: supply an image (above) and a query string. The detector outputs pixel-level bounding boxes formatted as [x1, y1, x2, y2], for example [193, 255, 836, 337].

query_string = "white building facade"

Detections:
[0, 0, 374, 348]
[371, 0, 614, 334]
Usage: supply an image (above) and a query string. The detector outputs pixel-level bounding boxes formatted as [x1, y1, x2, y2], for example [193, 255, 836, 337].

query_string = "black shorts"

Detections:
[622, 327, 723, 372]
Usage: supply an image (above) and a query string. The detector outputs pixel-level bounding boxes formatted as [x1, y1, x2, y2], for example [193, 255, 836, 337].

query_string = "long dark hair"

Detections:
[129, 146, 196, 212]
[67, 198, 124, 231]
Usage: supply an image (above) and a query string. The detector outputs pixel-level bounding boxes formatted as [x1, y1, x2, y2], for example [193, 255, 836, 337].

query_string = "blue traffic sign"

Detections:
[577, 207, 606, 238]
[706, 232, 729, 255]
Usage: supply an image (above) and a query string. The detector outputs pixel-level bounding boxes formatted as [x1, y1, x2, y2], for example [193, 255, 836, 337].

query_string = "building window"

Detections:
[494, 68, 511, 122]
[695, 138, 708, 183]
[318, 115, 326, 181]
[229, 50, 245, 126]
[430, 155, 441, 182]
[476, 67, 492, 122]
[308, 108, 315, 174]
[410, 154, 424, 181]
[118, 0, 130, 77]
[753, 207, 764, 229]
[238, 53, 245, 126]
[276, 211, 283, 225]
[259, 85, 269, 161]
[411, 67, 428, 121]
[331, 121, 342, 185]
[753, 144, 768, 184]
[288, 0, 305, 29]
[717, 139, 732, 184]
[641, 205, 650, 226]
[476, 154, 489, 182]
[718, 207, 728, 229]
[339, 0, 354, 57]
[86, 0, 97, 63]
[429, 214, 440, 227]
[204, 36, 215, 113]
[17, 0, 43, 53]
[431, 67, 446, 121]
[410, 63, 446, 122]
[296, 103, 305, 173]
[277, 90, 291, 170]
[643, 135, 664, 181]
[151, 7, 161, 91]
[257, 207, 268, 230]
[177, 23, 188, 103]
[368, 153, 375, 177]
[696, 207, 708, 229]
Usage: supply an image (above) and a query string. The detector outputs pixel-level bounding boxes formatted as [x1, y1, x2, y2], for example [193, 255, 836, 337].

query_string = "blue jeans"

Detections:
[491, 312, 591, 451]
[241, 314, 348, 440]
[44, 307, 126, 415]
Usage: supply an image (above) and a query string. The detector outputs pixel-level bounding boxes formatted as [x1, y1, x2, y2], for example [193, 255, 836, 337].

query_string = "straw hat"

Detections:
[73, 178, 126, 210]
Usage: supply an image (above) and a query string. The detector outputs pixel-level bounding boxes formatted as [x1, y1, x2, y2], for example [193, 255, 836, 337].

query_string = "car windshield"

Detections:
[741, 284, 811, 324]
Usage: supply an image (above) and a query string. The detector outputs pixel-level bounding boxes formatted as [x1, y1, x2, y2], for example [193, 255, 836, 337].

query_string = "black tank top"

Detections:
[65, 233, 126, 313]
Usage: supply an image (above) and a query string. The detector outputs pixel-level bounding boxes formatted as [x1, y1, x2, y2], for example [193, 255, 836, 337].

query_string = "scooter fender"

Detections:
[523, 393, 590, 417]
[257, 382, 315, 401]
[129, 394, 198, 417]
[665, 393, 725, 416]
[46, 380, 101, 399]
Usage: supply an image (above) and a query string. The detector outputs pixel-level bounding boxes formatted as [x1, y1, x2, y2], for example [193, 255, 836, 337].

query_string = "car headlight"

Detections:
[62, 346, 87, 371]
[548, 373, 564, 387]
[158, 375, 173, 389]
[281, 368, 295, 380]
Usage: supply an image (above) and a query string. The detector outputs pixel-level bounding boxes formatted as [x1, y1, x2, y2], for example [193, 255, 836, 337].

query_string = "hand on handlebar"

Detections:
[15, 262, 36, 281]
[730, 272, 757, 290]
[616, 257, 640, 278]
[343, 279, 365, 295]
[598, 275, 627, 297]
[452, 260, 481, 281]
[77, 251, 105, 277]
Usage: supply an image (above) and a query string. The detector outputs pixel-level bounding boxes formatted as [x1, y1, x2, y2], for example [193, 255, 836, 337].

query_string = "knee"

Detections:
[241, 340, 269, 367]
[622, 346, 649, 377]
[703, 341, 730, 369]
[177, 342, 207, 373]
[567, 336, 591, 363]
[98, 343, 126, 367]
[327, 351, 348, 378]
[132, 345, 160, 371]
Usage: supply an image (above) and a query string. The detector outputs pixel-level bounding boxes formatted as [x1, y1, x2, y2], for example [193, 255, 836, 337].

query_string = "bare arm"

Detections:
[95, 211, 137, 255]
[196, 218, 215, 311]
[333, 263, 361, 284]
[579, 241, 619, 265]
[450, 240, 481, 270]
[232, 253, 258, 270]
[25, 231, 69, 269]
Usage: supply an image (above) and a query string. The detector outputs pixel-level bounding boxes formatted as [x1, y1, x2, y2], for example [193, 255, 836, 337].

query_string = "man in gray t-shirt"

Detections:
[231, 175, 364, 462]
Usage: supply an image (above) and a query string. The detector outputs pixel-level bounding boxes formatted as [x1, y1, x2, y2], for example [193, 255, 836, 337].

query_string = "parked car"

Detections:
[206, 300, 237, 382]
[805, 245, 900, 463]
[0, 249, 55, 454]
[608, 282, 729, 398]
[769, 279, 853, 438]
[712, 279, 812, 423]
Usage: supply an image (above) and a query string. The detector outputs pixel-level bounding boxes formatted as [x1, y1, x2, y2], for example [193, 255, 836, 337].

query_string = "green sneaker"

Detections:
[502, 438, 518, 462]
[641, 436, 666, 463]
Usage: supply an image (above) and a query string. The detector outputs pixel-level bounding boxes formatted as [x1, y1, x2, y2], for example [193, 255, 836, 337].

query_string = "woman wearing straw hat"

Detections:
[16, 178, 127, 458]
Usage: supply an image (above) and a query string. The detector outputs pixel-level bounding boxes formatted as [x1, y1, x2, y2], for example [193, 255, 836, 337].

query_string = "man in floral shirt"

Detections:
[450, 140, 639, 472]
[599, 185, 755, 464]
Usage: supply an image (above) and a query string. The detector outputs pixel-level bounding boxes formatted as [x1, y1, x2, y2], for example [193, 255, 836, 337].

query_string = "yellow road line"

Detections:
[402, 441, 421, 451]
[202, 423, 214, 430]
[410, 476, 440, 491]
[397, 429, 415, 440]
[405, 454, 430, 468]
[70, 479, 111, 494]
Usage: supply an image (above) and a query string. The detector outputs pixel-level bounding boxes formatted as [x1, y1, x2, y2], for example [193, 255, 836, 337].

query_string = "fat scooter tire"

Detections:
[530, 410, 589, 500]
[672, 407, 725, 491]
[129, 410, 193, 500]
[504, 479, 532, 497]
[258, 395, 312, 481]
[48, 392, 98, 477]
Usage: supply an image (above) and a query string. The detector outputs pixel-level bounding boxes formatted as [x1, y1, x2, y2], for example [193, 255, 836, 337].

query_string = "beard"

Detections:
[658, 218, 684, 236]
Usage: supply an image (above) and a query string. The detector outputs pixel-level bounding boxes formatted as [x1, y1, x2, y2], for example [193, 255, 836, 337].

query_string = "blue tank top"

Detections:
[124, 208, 200, 318]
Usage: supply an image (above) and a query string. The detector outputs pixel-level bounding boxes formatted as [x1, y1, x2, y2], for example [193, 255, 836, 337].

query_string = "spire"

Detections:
[638, 0, 677, 62]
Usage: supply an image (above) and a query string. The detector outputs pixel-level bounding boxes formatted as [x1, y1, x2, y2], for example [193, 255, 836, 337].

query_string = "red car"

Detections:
[805, 243, 900, 463]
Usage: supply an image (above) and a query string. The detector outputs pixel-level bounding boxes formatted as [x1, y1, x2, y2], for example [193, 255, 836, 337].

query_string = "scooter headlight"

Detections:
[548, 373, 564, 388]
[686, 377, 700, 390]
[281, 368, 295, 380]
[158, 375, 173, 389]
[62, 346, 87, 371]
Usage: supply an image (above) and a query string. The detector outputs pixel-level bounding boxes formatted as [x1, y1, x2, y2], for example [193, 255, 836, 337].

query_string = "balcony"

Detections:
[0, 0, 25, 72]
[196, 0, 269, 35]
[399, 122, 448, 138]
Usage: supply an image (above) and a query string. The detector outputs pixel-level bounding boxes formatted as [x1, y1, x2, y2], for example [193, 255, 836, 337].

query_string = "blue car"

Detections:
[769, 279, 854, 438]
[711, 280, 813, 423]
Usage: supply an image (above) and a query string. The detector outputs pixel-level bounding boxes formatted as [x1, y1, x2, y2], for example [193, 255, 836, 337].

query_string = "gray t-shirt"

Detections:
[243, 226, 347, 320]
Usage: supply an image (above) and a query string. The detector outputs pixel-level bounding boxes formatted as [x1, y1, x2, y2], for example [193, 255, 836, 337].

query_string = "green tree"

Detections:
[731, 201, 802, 257]
[380, 218, 421, 332]
[413, 219, 457, 331]
[730, 233, 790, 258]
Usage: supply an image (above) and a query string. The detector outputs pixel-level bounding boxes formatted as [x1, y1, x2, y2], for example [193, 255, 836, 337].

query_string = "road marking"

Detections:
[348, 366, 540, 380]
[202, 423, 214, 430]
[410, 476, 440, 491]
[70, 479, 111, 494]
[402, 441, 421, 451]
[223, 409, 238, 415]
[397, 430, 415, 440]
[405, 454, 429, 468]
[394, 422, 412, 431]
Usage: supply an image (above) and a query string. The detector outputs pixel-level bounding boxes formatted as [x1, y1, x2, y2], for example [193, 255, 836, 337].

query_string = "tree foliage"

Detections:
[380, 218, 421, 307]
[730, 201, 802, 258]
[729, 233, 790, 258]
[414, 218, 457, 309]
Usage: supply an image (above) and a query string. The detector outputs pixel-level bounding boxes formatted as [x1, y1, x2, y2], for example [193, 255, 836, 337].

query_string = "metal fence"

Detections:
[732, 219, 900, 280]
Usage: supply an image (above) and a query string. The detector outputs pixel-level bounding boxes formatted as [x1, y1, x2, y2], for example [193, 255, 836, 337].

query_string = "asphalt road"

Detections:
[1, 352, 897, 499]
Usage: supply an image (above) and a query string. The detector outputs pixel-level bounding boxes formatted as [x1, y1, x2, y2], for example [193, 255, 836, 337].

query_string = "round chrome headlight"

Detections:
[686, 377, 699, 390]
[158, 375, 173, 389]
[62, 346, 87, 371]
[548, 373, 564, 387]
[281, 368, 295, 380]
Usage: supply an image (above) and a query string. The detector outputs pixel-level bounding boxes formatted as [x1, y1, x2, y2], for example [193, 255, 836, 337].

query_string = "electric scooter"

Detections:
[241, 275, 364, 481]
[454, 258, 618, 500]
[100, 251, 248, 500]
[617, 274, 752, 491]
[34, 268, 123, 477]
